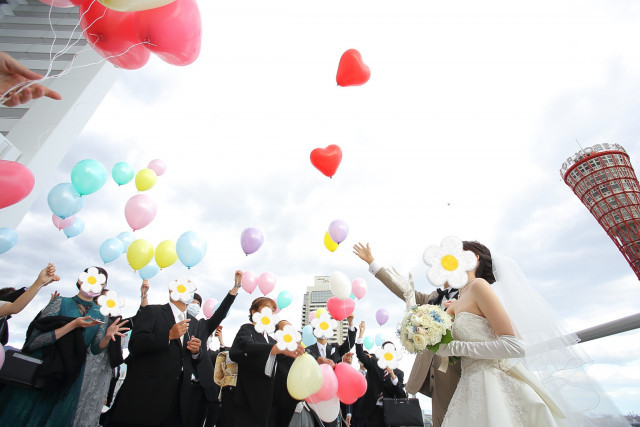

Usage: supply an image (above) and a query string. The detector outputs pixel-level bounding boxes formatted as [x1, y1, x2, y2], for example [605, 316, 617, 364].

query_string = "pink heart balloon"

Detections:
[124, 194, 157, 232]
[351, 278, 367, 300]
[52, 214, 76, 231]
[306, 364, 338, 403]
[335, 362, 367, 404]
[258, 271, 276, 295]
[326, 296, 355, 321]
[241, 270, 258, 294]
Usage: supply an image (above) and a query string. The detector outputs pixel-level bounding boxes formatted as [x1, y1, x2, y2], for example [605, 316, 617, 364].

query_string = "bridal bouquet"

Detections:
[397, 304, 454, 355]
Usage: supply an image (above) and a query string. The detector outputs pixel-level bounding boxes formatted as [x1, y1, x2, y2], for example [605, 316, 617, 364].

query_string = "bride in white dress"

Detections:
[434, 241, 629, 427]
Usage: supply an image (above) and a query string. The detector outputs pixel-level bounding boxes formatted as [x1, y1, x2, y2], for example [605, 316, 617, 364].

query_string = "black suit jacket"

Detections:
[190, 292, 237, 402]
[109, 303, 202, 425]
[230, 323, 277, 427]
[305, 326, 357, 363]
[355, 343, 406, 416]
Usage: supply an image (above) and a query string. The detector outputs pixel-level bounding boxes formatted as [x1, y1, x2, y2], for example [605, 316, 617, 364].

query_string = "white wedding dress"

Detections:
[442, 312, 560, 427]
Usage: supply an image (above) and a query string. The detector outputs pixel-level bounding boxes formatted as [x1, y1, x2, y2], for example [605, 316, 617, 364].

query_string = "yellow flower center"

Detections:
[441, 255, 459, 271]
[320, 322, 329, 330]
[88, 276, 97, 285]
[177, 284, 186, 293]
[384, 352, 393, 361]
[107, 300, 116, 308]
[284, 335, 292, 343]
[261, 317, 271, 325]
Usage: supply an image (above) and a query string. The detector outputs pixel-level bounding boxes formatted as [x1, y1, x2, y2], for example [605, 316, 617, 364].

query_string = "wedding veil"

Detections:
[491, 254, 629, 426]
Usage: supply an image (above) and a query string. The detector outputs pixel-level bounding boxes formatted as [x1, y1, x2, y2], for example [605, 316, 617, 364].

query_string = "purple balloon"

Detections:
[240, 227, 264, 255]
[375, 308, 389, 326]
[328, 219, 349, 244]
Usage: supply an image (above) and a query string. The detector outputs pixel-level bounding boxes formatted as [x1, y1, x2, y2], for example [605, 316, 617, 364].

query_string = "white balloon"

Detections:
[99, 0, 175, 12]
[310, 395, 340, 422]
[329, 271, 351, 300]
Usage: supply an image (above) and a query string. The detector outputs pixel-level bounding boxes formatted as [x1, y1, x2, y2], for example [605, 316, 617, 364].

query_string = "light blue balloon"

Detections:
[100, 238, 124, 263]
[111, 162, 135, 186]
[71, 159, 107, 196]
[117, 231, 135, 252]
[47, 183, 85, 219]
[0, 227, 18, 255]
[63, 217, 84, 239]
[302, 324, 317, 347]
[375, 333, 385, 347]
[139, 260, 160, 280]
[176, 231, 207, 269]
[363, 336, 374, 350]
[349, 292, 356, 300]
[276, 290, 293, 309]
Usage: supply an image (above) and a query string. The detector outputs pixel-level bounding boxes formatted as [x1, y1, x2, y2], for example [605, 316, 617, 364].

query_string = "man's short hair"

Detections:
[193, 293, 202, 306]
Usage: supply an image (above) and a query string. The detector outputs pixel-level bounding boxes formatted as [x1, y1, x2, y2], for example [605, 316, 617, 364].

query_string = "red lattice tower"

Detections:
[560, 143, 640, 280]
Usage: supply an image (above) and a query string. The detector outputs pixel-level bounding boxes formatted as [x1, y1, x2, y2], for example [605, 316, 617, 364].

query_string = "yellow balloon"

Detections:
[127, 239, 154, 271]
[315, 308, 327, 319]
[286, 353, 323, 400]
[99, 0, 176, 12]
[324, 231, 338, 252]
[135, 168, 157, 192]
[155, 240, 177, 269]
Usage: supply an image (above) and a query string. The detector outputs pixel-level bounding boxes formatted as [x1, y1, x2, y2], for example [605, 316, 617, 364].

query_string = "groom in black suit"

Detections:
[305, 314, 357, 366]
[106, 274, 240, 426]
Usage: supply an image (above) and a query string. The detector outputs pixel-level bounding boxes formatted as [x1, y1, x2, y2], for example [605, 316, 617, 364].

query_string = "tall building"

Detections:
[301, 276, 349, 345]
[560, 143, 640, 279]
[0, 0, 119, 228]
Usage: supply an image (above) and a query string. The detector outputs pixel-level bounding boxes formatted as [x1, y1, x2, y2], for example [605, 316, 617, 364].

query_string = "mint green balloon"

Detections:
[112, 162, 135, 186]
[71, 159, 107, 195]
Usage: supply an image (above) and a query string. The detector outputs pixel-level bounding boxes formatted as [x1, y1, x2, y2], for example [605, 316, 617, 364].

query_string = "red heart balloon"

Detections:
[336, 49, 370, 87]
[335, 362, 367, 404]
[310, 145, 342, 178]
[326, 296, 355, 321]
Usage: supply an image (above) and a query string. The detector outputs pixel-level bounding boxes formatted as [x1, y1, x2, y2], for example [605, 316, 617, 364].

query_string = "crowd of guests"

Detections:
[0, 265, 407, 427]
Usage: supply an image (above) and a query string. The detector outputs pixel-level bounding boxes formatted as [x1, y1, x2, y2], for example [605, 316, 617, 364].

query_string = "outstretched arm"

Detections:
[202, 270, 241, 336]
[0, 264, 59, 317]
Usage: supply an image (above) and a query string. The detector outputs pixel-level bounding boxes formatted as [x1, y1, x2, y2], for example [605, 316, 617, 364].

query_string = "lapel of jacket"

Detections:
[161, 303, 184, 352]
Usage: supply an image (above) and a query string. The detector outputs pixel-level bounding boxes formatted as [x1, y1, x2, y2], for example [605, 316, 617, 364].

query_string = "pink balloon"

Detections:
[241, 270, 258, 294]
[52, 214, 76, 231]
[309, 310, 316, 323]
[202, 298, 218, 319]
[135, 0, 201, 66]
[39, 0, 76, 7]
[124, 194, 157, 231]
[335, 362, 367, 404]
[326, 297, 355, 321]
[0, 160, 35, 210]
[258, 271, 276, 295]
[147, 159, 167, 176]
[79, 2, 150, 70]
[351, 278, 367, 300]
[306, 364, 338, 403]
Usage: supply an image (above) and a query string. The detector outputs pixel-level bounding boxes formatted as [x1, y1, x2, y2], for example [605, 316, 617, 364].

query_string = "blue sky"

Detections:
[1, 0, 640, 416]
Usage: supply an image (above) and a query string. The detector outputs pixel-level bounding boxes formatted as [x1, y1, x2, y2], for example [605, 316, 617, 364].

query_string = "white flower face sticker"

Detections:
[423, 236, 477, 288]
[274, 324, 301, 351]
[169, 277, 196, 303]
[78, 267, 106, 295]
[97, 290, 125, 317]
[311, 313, 337, 339]
[375, 342, 402, 370]
[253, 307, 279, 334]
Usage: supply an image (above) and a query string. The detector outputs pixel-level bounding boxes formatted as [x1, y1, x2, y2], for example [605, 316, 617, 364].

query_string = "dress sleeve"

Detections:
[24, 297, 62, 352]
[90, 314, 108, 355]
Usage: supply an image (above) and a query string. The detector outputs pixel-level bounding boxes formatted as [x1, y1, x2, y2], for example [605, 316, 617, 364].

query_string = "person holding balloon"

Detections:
[305, 314, 357, 368]
[0, 266, 129, 427]
[229, 297, 305, 427]
[106, 272, 240, 426]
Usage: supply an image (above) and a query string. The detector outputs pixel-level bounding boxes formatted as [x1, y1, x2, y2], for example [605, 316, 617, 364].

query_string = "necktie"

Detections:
[320, 345, 325, 358]
[178, 313, 185, 345]
[377, 369, 389, 405]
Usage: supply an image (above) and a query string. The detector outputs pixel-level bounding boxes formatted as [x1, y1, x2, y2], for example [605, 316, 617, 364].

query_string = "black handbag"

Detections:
[382, 397, 423, 426]
[0, 349, 45, 389]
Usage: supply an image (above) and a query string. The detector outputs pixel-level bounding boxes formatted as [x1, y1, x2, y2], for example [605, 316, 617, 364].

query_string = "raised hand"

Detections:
[38, 263, 60, 287]
[140, 280, 149, 299]
[105, 317, 130, 342]
[169, 319, 190, 341]
[390, 267, 416, 308]
[49, 290, 60, 303]
[359, 321, 366, 337]
[353, 242, 374, 264]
